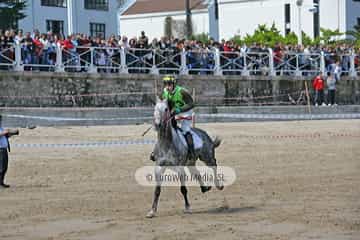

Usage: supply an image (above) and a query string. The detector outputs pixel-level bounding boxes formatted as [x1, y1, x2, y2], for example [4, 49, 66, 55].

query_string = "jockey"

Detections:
[163, 75, 195, 158]
[150, 75, 195, 161]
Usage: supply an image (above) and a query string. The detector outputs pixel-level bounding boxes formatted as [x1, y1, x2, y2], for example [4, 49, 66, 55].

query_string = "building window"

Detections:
[284, 3, 291, 35]
[357, 17, 360, 26]
[84, 0, 109, 11]
[46, 20, 64, 36]
[90, 23, 105, 38]
[41, 0, 67, 7]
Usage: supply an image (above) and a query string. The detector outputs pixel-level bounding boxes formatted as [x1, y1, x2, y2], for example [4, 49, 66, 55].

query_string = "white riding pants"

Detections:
[175, 109, 193, 133]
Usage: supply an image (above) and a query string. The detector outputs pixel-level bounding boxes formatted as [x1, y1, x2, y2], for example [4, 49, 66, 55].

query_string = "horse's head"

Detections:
[154, 97, 170, 131]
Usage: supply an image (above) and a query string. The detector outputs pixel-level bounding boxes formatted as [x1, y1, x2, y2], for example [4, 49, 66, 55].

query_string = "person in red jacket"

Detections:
[312, 71, 326, 106]
[32, 35, 44, 67]
[62, 35, 74, 51]
[62, 35, 74, 70]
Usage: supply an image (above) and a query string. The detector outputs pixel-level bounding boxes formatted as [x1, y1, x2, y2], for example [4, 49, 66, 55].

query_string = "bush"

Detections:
[190, 33, 210, 45]
[230, 35, 243, 46]
[283, 32, 298, 45]
[242, 24, 283, 47]
[227, 25, 351, 47]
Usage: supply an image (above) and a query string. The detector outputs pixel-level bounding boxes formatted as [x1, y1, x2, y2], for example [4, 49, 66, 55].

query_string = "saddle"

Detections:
[175, 128, 203, 150]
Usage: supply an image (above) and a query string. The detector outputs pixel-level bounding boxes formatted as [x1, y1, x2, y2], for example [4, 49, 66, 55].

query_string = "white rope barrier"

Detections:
[3, 113, 360, 122]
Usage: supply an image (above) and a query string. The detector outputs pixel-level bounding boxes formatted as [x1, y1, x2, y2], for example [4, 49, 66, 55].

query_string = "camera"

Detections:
[6, 129, 19, 137]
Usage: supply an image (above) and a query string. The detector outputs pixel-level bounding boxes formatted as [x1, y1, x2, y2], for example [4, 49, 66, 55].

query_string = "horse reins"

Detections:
[141, 109, 192, 137]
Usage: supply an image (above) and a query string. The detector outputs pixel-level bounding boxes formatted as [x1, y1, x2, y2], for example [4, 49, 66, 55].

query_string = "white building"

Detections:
[18, 0, 120, 38]
[120, 0, 209, 40]
[217, 0, 360, 41]
[120, 0, 360, 41]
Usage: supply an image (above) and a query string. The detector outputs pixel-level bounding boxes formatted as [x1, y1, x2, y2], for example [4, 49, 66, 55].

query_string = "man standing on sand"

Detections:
[0, 114, 18, 188]
[326, 72, 337, 106]
[312, 71, 326, 106]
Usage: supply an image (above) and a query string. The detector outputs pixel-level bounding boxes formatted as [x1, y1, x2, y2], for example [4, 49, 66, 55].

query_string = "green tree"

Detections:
[230, 34, 242, 46]
[0, 0, 27, 30]
[302, 31, 314, 46]
[243, 23, 284, 47]
[190, 33, 210, 45]
[283, 32, 298, 45]
[347, 24, 360, 46]
[320, 28, 343, 44]
[229, 24, 339, 47]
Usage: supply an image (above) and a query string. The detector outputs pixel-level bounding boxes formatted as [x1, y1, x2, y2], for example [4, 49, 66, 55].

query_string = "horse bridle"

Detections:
[161, 107, 173, 127]
[142, 106, 174, 137]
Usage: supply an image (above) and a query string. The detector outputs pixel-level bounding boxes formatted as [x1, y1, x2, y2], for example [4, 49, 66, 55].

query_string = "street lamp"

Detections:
[208, 0, 219, 41]
[67, 0, 73, 35]
[185, 0, 192, 39]
[296, 0, 303, 46]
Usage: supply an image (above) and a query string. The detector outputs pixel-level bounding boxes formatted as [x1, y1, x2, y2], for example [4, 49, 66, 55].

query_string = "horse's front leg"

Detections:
[188, 165, 212, 193]
[146, 166, 164, 218]
[146, 186, 161, 218]
[179, 167, 191, 213]
[208, 159, 224, 190]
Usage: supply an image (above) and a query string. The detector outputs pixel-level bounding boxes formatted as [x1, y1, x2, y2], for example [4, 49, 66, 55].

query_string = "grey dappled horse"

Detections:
[146, 98, 224, 218]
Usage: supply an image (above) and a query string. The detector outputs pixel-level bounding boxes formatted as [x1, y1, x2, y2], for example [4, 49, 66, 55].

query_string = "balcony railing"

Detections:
[0, 43, 359, 77]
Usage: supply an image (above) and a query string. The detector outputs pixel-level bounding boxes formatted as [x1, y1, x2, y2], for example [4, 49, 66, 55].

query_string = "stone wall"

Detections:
[0, 71, 359, 107]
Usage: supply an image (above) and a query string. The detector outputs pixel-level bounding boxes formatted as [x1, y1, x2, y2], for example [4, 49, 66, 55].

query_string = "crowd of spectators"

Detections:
[1, 28, 360, 75]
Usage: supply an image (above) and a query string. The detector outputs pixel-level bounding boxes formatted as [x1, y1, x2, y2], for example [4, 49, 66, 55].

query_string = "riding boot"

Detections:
[171, 118, 177, 129]
[184, 132, 195, 160]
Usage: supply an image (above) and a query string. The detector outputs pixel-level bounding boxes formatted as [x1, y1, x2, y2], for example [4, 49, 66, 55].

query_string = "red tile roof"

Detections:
[122, 0, 208, 15]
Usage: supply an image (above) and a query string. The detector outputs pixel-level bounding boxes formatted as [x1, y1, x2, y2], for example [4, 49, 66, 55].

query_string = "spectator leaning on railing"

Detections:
[0, 28, 360, 76]
[334, 61, 342, 81]
[14, 29, 23, 44]
[22, 32, 35, 69]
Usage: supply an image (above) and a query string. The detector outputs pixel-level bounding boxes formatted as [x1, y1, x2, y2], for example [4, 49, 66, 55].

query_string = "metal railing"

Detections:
[185, 49, 216, 75]
[273, 52, 323, 76]
[244, 51, 271, 76]
[356, 54, 360, 76]
[0, 44, 16, 69]
[219, 51, 245, 75]
[152, 48, 182, 74]
[1, 43, 359, 77]
[21, 43, 57, 71]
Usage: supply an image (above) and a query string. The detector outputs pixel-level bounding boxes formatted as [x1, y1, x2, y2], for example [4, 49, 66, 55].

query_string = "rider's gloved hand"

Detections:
[171, 108, 181, 117]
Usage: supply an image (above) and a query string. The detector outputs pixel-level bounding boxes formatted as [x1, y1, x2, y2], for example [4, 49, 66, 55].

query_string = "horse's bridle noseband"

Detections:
[158, 108, 174, 129]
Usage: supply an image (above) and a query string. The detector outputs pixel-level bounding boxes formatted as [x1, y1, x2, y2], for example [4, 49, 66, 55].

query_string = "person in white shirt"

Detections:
[14, 29, 24, 45]
[334, 61, 341, 82]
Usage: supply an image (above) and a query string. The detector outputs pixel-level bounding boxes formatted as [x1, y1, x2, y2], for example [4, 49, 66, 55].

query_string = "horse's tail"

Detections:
[213, 137, 222, 148]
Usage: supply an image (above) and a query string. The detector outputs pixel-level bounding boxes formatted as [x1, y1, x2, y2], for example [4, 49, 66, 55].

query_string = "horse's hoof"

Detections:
[216, 185, 224, 191]
[201, 186, 212, 193]
[146, 210, 156, 218]
[183, 207, 192, 214]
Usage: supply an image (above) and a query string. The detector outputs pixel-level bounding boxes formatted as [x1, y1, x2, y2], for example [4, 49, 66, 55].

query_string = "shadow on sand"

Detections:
[191, 206, 257, 215]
